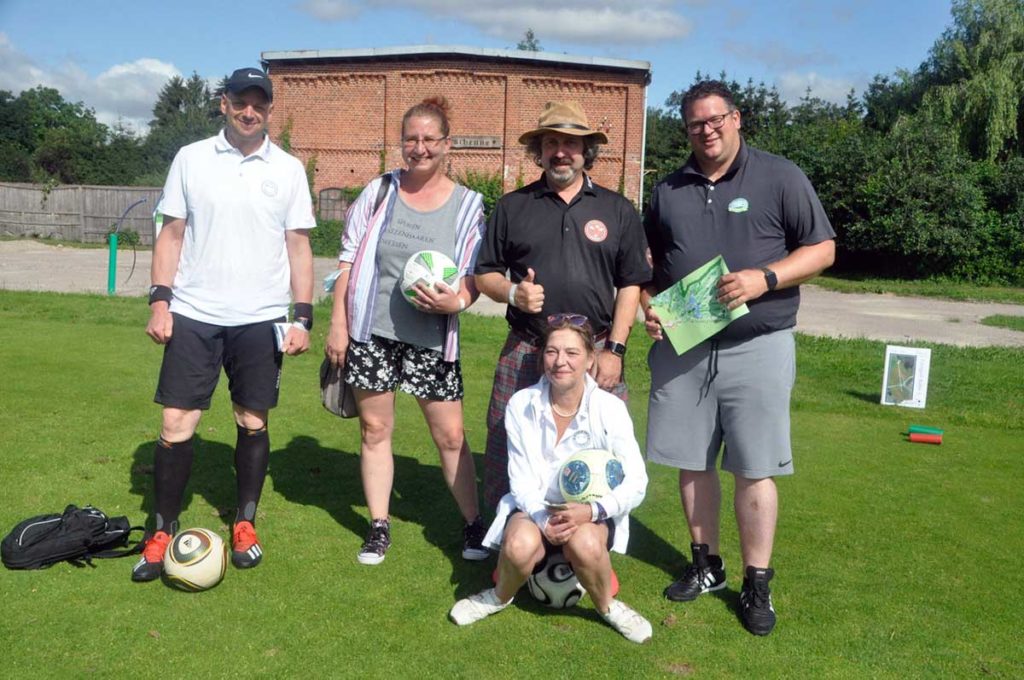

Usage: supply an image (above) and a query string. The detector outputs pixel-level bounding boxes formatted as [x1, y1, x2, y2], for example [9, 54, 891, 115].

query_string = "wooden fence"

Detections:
[0, 183, 163, 246]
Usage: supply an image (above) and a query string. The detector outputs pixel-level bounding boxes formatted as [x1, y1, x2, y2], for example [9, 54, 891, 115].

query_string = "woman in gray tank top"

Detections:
[325, 96, 489, 566]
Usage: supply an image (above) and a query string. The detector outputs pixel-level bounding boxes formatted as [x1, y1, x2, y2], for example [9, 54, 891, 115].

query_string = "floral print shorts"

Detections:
[344, 335, 463, 402]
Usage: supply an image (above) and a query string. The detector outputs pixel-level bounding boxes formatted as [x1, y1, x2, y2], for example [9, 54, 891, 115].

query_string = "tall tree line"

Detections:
[646, 0, 1023, 283]
[0, 72, 222, 187]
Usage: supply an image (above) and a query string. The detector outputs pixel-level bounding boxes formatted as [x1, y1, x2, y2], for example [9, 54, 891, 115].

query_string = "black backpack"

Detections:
[1, 504, 144, 570]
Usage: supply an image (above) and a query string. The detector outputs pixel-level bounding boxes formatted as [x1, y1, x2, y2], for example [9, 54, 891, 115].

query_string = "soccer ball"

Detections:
[558, 448, 625, 503]
[401, 250, 460, 305]
[163, 528, 227, 592]
[527, 553, 586, 608]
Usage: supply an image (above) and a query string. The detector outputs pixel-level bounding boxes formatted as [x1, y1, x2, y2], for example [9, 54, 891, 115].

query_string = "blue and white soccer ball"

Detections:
[558, 448, 625, 503]
[527, 553, 586, 608]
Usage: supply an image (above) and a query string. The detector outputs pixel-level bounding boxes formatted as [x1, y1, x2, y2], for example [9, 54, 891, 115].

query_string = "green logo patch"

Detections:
[728, 198, 749, 213]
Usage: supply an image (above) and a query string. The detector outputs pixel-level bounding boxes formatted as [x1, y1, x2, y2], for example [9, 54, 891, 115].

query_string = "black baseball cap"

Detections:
[225, 67, 273, 101]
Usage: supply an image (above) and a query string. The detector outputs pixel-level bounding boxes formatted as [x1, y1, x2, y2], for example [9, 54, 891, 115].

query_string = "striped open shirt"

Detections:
[340, 170, 486, 362]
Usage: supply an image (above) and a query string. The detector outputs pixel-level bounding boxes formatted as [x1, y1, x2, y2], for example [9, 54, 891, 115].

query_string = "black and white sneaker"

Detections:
[462, 516, 489, 561]
[740, 566, 777, 636]
[357, 518, 391, 565]
[664, 542, 726, 602]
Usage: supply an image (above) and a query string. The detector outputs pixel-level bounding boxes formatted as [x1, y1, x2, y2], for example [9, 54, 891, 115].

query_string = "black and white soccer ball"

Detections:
[163, 528, 227, 592]
[527, 553, 587, 608]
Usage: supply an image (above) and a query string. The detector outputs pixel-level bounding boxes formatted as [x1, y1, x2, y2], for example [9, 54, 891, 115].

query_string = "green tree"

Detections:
[517, 29, 542, 51]
[143, 73, 222, 176]
[0, 90, 33, 180]
[919, 0, 1024, 159]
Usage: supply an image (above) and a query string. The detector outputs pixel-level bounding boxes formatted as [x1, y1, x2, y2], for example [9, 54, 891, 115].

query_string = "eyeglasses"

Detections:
[547, 313, 589, 328]
[401, 136, 448, 149]
[685, 112, 734, 135]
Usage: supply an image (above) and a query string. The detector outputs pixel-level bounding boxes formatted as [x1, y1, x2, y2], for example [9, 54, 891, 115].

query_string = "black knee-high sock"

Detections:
[235, 425, 270, 525]
[153, 437, 194, 534]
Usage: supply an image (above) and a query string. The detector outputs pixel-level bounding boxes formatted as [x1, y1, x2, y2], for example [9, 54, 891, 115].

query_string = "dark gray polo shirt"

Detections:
[475, 174, 651, 340]
[644, 142, 835, 341]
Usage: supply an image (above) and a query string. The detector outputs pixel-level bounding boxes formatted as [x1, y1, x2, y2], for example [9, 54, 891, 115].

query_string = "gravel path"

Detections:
[2, 239, 1022, 348]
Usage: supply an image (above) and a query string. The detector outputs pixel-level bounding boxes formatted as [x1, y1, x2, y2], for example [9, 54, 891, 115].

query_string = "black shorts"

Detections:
[154, 313, 284, 411]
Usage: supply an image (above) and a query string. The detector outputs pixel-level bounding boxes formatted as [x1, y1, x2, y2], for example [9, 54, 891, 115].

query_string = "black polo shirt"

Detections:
[475, 174, 651, 340]
[644, 142, 835, 341]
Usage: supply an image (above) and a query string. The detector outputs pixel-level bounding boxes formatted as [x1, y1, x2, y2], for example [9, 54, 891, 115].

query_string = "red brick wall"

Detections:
[266, 55, 647, 205]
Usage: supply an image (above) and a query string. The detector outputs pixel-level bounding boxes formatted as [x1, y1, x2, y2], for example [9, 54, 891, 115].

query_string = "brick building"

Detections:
[260, 45, 651, 213]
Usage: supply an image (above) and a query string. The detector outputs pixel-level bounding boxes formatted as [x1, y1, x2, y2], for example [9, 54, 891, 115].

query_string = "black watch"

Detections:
[605, 341, 627, 358]
[294, 316, 313, 331]
[761, 267, 778, 291]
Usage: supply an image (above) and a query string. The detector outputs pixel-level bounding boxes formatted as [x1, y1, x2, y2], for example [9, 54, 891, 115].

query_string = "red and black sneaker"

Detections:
[231, 521, 263, 569]
[131, 530, 172, 582]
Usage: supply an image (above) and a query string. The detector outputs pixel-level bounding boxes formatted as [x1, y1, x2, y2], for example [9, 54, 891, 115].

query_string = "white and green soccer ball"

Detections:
[401, 250, 460, 306]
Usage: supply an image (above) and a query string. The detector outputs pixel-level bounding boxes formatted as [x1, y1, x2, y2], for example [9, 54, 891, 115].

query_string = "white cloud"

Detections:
[777, 71, 857, 105]
[0, 32, 179, 134]
[724, 40, 837, 71]
[296, 0, 691, 44]
[295, 0, 361, 21]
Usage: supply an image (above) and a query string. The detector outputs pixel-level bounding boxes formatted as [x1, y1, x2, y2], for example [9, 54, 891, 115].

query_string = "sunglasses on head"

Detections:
[546, 313, 589, 328]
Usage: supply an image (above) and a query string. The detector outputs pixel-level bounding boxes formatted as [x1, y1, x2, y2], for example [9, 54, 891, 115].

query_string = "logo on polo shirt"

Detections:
[583, 220, 608, 242]
[262, 180, 279, 197]
[572, 431, 591, 447]
[728, 197, 749, 213]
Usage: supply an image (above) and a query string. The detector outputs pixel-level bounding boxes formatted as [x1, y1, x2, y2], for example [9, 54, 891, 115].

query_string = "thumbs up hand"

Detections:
[512, 267, 545, 313]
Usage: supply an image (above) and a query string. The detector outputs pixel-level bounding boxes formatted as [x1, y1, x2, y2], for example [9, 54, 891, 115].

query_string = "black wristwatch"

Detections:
[605, 341, 627, 358]
[761, 267, 778, 291]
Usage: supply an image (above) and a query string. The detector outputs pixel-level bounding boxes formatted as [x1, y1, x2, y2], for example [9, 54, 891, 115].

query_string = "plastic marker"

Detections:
[909, 433, 942, 445]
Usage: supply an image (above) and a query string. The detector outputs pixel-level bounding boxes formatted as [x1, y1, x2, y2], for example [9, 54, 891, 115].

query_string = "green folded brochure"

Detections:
[649, 255, 749, 356]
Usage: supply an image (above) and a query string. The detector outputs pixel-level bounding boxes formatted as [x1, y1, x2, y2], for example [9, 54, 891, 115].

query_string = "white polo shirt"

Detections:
[157, 130, 316, 326]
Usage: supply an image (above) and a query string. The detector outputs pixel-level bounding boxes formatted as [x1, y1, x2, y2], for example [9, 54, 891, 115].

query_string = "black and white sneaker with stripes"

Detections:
[664, 542, 726, 602]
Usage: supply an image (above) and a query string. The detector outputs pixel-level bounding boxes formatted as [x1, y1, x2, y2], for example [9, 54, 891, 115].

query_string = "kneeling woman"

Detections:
[449, 316, 651, 643]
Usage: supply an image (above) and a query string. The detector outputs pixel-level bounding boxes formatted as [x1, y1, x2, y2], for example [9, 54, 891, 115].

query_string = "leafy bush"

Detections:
[310, 219, 344, 258]
[456, 169, 503, 217]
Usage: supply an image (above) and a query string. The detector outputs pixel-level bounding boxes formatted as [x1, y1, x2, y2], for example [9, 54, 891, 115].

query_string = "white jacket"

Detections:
[483, 374, 648, 554]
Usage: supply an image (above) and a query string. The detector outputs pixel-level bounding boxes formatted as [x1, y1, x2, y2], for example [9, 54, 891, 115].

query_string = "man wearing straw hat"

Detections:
[475, 101, 651, 509]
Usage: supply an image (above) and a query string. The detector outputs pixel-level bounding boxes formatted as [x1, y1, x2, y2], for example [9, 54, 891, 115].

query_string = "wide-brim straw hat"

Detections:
[518, 101, 608, 145]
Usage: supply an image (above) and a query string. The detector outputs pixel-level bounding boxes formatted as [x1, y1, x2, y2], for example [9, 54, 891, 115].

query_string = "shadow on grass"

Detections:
[128, 438, 238, 531]
[269, 435, 491, 593]
[846, 389, 880, 404]
[625, 518, 688, 580]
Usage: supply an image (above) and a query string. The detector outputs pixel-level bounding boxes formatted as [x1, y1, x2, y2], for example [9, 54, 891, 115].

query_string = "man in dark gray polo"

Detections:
[642, 80, 835, 636]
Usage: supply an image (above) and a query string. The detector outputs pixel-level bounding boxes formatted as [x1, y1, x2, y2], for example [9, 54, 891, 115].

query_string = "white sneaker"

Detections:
[601, 599, 653, 643]
[449, 588, 512, 625]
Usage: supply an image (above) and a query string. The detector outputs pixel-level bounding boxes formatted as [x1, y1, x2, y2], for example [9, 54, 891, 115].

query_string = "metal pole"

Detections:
[107, 232, 118, 295]
[107, 197, 148, 296]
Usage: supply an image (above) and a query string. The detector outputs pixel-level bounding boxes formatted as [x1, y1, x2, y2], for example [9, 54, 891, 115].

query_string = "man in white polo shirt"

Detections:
[132, 67, 315, 583]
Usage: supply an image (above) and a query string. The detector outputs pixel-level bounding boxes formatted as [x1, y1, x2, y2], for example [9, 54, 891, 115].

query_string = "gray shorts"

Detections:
[646, 329, 796, 479]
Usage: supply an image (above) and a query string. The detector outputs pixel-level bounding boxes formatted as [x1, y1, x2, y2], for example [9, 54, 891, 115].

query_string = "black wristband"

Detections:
[293, 302, 314, 330]
[148, 285, 173, 305]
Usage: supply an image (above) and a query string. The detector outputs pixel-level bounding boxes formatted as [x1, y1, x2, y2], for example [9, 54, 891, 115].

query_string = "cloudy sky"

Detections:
[0, 0, 953, 134]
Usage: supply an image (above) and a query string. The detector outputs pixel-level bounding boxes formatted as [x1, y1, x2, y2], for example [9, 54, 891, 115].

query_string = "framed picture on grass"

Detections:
[881, 345, 931, 408]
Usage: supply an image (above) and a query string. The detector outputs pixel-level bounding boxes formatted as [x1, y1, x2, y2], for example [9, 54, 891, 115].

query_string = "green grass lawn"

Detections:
[814, 274, 1024, 305]
[981, 314, 1024, 333]
[1, 290, 1022, 678]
